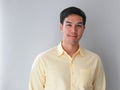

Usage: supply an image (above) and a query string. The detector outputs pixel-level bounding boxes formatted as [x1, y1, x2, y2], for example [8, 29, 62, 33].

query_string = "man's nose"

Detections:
[71, 25, 77, 32]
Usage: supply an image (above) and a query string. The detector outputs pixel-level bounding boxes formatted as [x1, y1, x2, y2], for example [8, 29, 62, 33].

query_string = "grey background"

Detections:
[1, 0, 120, 90]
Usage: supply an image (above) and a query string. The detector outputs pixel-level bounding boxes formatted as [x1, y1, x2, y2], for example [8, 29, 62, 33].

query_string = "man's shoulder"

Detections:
[32, 46, 58, 65]
[81, 48, 100, 59]
[36, 46, 58, 58]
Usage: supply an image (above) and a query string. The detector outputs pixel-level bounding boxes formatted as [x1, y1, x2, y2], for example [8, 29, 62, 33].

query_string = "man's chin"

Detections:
[69, 40, 79, 45]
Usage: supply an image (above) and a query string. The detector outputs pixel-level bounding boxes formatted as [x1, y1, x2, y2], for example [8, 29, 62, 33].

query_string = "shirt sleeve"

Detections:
[93, 57, 106, 90]
[29, 56, 46, 90]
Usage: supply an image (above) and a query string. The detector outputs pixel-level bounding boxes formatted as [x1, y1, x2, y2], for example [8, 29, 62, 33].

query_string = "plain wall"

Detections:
[1, 0, 120, 90]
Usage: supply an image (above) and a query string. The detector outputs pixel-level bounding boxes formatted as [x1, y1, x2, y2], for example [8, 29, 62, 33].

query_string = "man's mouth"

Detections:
[68, 34, 77, 37]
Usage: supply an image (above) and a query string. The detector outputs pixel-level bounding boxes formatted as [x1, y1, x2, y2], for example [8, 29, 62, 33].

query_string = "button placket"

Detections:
[69, 60, 76, 90]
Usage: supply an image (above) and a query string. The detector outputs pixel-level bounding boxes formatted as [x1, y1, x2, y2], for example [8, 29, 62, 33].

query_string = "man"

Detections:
[29, 6, 106, 90]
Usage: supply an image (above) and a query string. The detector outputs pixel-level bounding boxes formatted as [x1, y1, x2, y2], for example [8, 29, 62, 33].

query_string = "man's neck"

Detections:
[62, 41, 79, 57]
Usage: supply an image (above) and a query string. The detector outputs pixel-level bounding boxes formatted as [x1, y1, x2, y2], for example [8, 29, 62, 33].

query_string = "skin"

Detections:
[60, 14, 85, 57]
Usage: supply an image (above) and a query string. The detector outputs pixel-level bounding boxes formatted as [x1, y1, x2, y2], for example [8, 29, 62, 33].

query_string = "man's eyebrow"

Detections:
[65, 21, 72, 23]
[65, 21, 83, 24]
[77, 22, 83, 24]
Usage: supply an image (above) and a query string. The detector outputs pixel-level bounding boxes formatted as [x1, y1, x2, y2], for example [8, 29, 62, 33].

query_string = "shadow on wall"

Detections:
[91, 35, 119, 90]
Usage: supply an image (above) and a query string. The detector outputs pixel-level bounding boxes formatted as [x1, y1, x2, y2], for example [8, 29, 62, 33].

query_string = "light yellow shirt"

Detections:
[29, 43, 106, 90]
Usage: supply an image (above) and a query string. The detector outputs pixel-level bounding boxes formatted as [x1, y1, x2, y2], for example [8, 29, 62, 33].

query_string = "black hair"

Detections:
[60, 6, 86, 25]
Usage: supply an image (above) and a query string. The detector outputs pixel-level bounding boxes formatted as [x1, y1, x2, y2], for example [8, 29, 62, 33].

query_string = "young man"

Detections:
[29, 7, 106, 90]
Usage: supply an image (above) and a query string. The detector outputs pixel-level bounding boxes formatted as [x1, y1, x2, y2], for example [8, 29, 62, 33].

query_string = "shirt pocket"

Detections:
[79, 69, 93, 86]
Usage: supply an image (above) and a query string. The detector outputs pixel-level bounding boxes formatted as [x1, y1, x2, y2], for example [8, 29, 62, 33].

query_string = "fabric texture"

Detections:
[29, 42, 106, 90]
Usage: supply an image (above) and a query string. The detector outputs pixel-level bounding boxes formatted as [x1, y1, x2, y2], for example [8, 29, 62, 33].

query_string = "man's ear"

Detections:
[60, 24, 63, 32]
[83, 25, 86, 31]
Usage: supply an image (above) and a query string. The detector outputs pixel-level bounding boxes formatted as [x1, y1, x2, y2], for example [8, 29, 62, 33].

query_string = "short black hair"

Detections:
[60, 6, 86, 25]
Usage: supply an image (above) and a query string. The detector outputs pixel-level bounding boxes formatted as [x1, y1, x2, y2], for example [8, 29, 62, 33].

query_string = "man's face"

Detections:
[60, 14, 85, 45]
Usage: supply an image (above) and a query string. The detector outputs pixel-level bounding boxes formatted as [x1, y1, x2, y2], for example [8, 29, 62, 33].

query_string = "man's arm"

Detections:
[93, 57, 106, 90]
[29, 56, 46, 90]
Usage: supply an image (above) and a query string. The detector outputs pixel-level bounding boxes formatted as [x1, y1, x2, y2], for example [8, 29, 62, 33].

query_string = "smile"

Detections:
[68, 35, 77, 37]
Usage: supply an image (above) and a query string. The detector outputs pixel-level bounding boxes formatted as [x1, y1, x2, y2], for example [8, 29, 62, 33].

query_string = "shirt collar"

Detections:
[57, 42, 64, 56]
[57, 42, 85, 57]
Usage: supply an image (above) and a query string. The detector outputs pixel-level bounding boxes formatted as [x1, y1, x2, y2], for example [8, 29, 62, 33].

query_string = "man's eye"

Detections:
[66, 24, 72, 26]
[77, 24, 82, 27]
